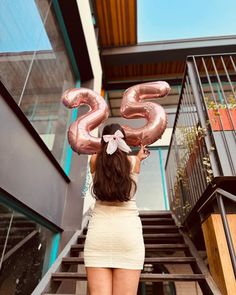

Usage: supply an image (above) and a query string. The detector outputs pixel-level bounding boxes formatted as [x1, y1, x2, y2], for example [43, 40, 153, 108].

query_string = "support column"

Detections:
[202, 214, 236, 295]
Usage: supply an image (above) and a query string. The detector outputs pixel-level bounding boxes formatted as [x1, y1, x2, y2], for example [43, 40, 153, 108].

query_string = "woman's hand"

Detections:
[137, 144, 150, 161]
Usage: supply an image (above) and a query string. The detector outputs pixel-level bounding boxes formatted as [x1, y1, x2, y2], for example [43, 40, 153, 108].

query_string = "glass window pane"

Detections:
[0, 201, 56, 294]
[136, 150, 166, 210]
[0, 0, 52, 103]
[0, 0, 77, 170]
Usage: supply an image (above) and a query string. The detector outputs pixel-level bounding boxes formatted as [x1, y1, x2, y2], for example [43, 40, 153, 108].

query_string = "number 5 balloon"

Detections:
[62, 88, 109, 154]
[62, 81, 170, 154]
[120, 81, 170, 146]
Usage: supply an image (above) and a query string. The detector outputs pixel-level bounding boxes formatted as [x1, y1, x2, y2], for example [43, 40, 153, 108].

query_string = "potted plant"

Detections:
[205, 96, 236, 131]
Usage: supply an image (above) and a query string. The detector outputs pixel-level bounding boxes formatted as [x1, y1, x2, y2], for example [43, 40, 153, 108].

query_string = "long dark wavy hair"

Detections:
[92, 124, 137, 202]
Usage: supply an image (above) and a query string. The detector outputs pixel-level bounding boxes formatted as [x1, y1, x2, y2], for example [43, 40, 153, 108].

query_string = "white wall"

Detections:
[76, 0, 102, 93]
[75, 0, 103, 214]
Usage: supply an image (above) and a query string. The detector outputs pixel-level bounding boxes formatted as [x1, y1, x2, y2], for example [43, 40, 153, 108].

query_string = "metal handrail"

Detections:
[165, 52, 236, 224]
[197, 188, 236, 277]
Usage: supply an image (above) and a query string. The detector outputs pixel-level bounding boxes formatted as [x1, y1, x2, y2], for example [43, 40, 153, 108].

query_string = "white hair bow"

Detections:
[103, 130, 131, 155]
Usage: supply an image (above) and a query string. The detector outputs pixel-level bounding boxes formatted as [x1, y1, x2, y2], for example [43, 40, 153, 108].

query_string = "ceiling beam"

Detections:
[102, 36, 236, 66]
[104, 77, 183, 90]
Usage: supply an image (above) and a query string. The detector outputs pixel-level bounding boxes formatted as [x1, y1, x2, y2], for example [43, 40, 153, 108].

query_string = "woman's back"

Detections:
[84, 123, 149, 271]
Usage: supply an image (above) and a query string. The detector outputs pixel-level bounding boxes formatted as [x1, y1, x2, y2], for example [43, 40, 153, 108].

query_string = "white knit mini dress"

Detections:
[84, 156, 145, 269]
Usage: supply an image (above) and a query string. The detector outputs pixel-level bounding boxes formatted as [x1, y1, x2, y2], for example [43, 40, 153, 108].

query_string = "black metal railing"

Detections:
[198, 188, 236, 277]
[165, 53, 236, 223]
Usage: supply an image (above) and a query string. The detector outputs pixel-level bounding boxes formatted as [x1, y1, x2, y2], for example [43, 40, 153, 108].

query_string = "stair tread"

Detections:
[143, 233, 181, 237]
[83, 225, 178, 231]
[141, 218, 174, 224]
[142, 228, 178, 229]
[62, 256, 196, 265]
[62, 257, 84, 264]
[52, 272, 205, 281]
[78, 233, 182, 240]
[145, 244, 187, 249]
[71, 243, 188, 251]
[140, 218, 173, 221]
[139, 211, 171, 215]
[71, 243, 187, 248]
[144, 257, 196, 263]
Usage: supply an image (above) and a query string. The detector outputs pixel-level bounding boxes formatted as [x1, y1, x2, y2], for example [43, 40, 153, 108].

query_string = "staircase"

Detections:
[0, 209, 38, 264]
[41, 211, 221, 295]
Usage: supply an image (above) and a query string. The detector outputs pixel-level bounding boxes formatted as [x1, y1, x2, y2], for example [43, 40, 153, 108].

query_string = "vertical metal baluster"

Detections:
[186, 74, 208, 192]
[185, 82, 206, 197]
[191, 57, 221, 176]
[185, 75, 206, 201]
[220, 56, 236, 99]
[211, 56, 236, 137]
[182, 90, 199, 207]
[0, 211, 14, 271]
[181, 94, 190, 217]
[185, 78, 206, 205]
[229, 55, 236, 72]
[181, 91, 195, 210]
[216, 193, 236, 277]
[175, 105, 184, 221]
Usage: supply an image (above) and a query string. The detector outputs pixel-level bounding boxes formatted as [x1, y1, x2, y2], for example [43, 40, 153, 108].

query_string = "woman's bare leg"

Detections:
[112, 268, 141, 295]
[86, 267, 113, 295]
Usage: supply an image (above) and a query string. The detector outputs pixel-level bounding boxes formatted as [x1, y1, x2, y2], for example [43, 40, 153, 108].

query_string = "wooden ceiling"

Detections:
[105, 61, 185, 81]
[92, 1, 236, 117]
[93, 0, 184, 86]
[94, 0, 137, 48]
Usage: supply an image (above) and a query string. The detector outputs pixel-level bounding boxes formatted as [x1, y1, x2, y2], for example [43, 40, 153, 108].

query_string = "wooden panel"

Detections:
[105, 61, 185, 80]
[202, 214, 236, 295]
[95, 0, 137, 47]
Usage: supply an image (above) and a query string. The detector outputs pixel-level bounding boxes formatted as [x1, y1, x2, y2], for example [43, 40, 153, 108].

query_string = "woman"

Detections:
[84, 123, 149, 295]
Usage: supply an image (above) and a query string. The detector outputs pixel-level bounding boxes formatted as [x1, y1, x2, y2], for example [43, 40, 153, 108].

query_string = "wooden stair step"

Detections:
[77, 233, 182, 241]
[62, 256, 196, 265]
[82, 225, 179, 235]
[144, 257, 196, 263]
[139, 211, 172, 218]
[52, 272, 205, 282]
[142, 225, 178, 229]
[143, 233, 182, 238]
[62, 257, 84, 264]
[141, 273, 205, 282]
[70, 243, 188, 252]
[141, 218, 175, 224]
[145, 244, 188, 250]
[139, 210, 172, 215]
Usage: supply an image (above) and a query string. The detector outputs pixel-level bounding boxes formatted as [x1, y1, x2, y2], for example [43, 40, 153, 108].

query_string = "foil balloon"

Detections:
[120, 81, 171, 146]
[62, 88, 109, 154]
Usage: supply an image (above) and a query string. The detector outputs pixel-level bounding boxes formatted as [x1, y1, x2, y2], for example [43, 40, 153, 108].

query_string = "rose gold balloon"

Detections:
[120, 81, 170, 146]
[62, 88, 109, 154]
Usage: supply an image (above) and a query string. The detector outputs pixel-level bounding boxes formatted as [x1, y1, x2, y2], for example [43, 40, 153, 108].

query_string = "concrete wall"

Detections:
[0, 1, 103, 232]
[61, 0, 103, 233]
[0, 95, 67, 227]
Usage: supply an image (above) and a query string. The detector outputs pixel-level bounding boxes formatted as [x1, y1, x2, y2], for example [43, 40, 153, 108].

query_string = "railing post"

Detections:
[216, 193, 236, 277]
[187, 59, 221, 177]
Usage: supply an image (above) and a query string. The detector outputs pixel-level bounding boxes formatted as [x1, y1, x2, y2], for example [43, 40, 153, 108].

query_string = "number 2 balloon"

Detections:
[62, 81, 170, 154]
